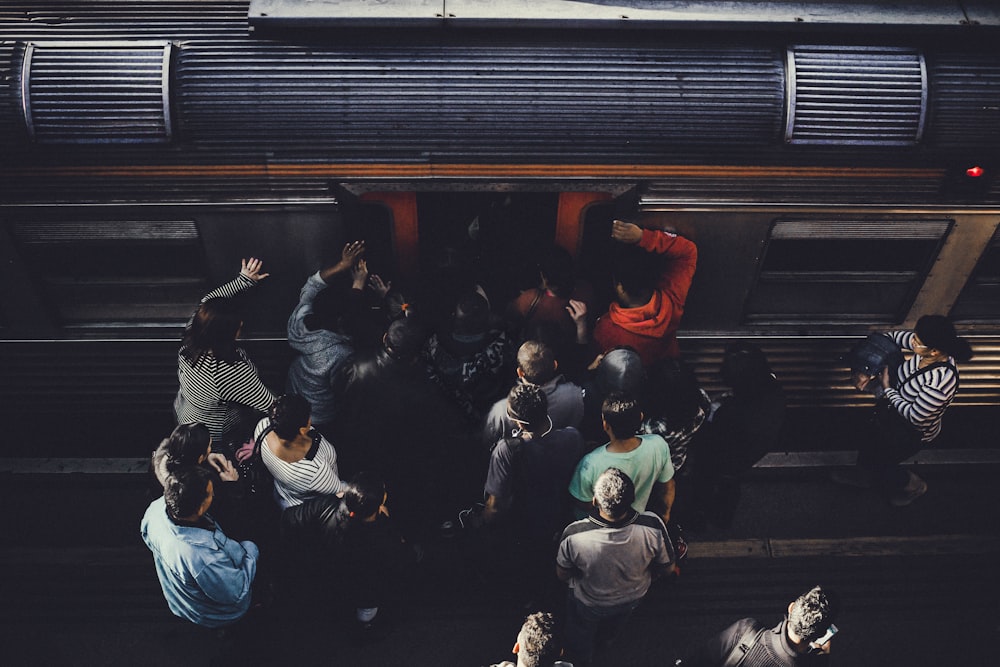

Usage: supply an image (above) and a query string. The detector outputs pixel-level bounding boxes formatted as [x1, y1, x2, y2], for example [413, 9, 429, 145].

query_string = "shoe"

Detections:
[672, 525, 688, 561]
[889, 471, 927, 507]
[830, 467, 873, 488]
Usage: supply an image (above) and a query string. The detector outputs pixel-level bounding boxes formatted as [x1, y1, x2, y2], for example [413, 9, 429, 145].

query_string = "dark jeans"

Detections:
[563, 591, 642, 665]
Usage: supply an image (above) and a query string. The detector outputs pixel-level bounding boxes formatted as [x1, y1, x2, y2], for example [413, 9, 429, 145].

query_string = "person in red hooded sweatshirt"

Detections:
[590, 220, 698, 365]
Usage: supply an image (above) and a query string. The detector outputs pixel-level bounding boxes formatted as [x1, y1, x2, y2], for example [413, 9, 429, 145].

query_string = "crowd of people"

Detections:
[139, 218, 972, 666]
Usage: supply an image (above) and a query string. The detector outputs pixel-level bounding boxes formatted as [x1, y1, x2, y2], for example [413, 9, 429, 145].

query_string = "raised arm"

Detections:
[612, 220, 698, 305]
[319, 241, 365, 283]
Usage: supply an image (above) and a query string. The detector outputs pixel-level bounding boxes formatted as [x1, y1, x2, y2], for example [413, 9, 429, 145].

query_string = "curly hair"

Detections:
[507, 382, 548, 428]
[269, 394, 312, 441]
[788, 585, 839, 644]
[517, 611, 559, 667]
[593, 467, 635, 519]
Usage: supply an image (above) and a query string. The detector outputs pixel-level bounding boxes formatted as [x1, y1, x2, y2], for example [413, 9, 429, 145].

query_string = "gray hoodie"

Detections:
[285, 272, 354, 425]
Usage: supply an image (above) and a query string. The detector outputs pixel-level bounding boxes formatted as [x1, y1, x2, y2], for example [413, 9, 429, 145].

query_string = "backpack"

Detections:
[722, 622, 768, 667]
[845, 333, 904, 379]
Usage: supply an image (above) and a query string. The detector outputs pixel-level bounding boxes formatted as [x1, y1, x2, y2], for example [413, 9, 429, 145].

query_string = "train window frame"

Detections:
[950, 224, 1000, 322]
[743, 217, 952, 326]
[6, 216, 210, 332]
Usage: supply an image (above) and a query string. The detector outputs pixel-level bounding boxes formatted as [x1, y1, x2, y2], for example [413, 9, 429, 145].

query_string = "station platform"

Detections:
[1, 454, 997, 666]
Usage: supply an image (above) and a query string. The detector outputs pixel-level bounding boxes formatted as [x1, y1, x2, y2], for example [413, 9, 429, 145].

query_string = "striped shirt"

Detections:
[883, 330, 959, 442]
[173, 274, 275, 441]
[254, 417, 346, 509]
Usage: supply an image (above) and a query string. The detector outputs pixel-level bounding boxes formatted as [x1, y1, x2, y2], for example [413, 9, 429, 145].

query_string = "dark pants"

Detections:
[563, 591, 642, 666]
[858, 400, 925, 492]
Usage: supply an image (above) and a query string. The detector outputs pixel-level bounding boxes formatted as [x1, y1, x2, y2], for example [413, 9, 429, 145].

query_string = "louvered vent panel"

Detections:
[770, 219, 950, 240]
[21, 41, 173, 144]
[175, 43, 785, 159]
[926, 53, 1000, 150]
[639, 175, 947, 206]
[9, 220, 198, 242]
[786, 46, 926, 146]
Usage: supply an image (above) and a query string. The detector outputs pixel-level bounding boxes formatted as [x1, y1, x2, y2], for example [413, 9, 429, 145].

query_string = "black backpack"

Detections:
[845, 333, 904, 379]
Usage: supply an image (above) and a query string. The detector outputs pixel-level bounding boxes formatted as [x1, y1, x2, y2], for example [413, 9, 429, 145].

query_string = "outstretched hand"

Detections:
[611, 219, 643, 244]
[352, 258, 370, 290]
[240, 257, 270, 282]
[369, 273, 392, 299]
[340, 240, 366, 267]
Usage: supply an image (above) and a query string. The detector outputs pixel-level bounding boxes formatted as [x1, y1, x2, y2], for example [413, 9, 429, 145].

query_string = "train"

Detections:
[1, 1, 998, 453]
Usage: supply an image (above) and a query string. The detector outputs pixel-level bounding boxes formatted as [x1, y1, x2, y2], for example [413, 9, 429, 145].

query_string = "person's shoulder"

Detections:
[253, 417, 272, 438]
[548, 426, 583, 444]
[560, 516, 599, 541]
[639, 432, 671, 451]
[575, 443, 607, 469]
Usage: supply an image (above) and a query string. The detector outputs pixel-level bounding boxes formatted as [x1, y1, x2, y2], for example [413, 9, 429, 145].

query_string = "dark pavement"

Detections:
[1, 460, 998, 666]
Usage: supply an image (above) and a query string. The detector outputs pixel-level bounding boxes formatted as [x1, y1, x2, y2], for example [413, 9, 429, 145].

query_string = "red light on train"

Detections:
[966, 166, 984, 178]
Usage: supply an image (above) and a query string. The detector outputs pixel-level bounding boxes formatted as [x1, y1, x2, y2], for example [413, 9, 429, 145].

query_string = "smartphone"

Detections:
[809, 624, 838, 652]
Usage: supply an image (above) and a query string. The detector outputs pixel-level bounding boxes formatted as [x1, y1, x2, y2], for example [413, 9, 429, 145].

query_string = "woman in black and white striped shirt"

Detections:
[839, 315, 973, 506]
[173, 258, 276, 442]
[254, 394, 346, 509]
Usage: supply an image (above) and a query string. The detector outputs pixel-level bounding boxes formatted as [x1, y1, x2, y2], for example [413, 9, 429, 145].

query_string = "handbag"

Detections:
[231, 423, 276, 499]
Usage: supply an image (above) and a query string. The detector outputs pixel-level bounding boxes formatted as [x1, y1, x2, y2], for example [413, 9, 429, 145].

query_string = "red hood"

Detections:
[608, 289, 676, 338]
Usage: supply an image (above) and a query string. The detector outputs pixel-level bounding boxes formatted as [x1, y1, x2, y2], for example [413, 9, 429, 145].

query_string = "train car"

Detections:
[1, 1, 998, 453]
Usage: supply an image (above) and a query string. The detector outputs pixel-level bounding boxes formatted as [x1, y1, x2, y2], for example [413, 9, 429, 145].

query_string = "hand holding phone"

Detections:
[808, 624, 838, 653]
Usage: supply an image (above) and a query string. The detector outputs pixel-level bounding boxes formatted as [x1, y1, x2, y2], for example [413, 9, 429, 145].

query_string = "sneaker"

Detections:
[830, 467, 873, 488]
[889, 471, 927, 507]
[672, 525, 688, 561]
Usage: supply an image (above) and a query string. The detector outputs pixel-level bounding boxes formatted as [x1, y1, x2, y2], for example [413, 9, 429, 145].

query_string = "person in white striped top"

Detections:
[174, 258, 276, 442]
[835, 315, 973, 506]
[255, 393, 346, 510]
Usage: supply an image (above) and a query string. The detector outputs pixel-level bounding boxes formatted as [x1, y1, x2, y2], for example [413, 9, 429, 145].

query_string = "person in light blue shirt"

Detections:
[141, 466, 258, 628]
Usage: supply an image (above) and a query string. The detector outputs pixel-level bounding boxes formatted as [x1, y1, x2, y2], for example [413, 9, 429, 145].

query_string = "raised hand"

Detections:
[611, 219, 643, 244]
[352, 258, 370, 290]
[339, 240, 366, 268]
[240, 257, 270, 282]
[368, 273, 392, 299]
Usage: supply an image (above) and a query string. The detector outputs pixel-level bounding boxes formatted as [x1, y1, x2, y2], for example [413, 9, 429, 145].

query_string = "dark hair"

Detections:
[384, 287, 414, 322]
[915, 315, 974, 362]
[595, 347, 644, 398]
[453, 288, 491, 335]
[517, 340, 557, 385]
[164, 466, 212, 521]
[517, 611, 559, 667]
[157, 423, 211, 475]
[344, 472, 386, 521]
[384, 317, 427, 362]
[538, 245, 575, 298]
[180, 298, 241, 365]
[642, 359, 704, 431]
[304, 285, 349, 333]
[269, 394, 311, 440]
[507, 382, 548, 429]
[721, 341, 776, 394]
[612, 245, 657, 302]
[788, 585, 839, 644]
[601, 393, 642, 439]
[593, 467, 635, 518]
